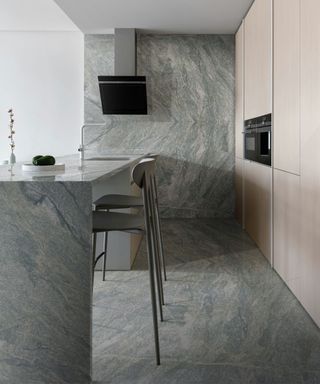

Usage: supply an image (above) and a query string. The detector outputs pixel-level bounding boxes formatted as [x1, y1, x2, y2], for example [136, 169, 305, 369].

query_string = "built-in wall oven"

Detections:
[244, 113, 272, 166]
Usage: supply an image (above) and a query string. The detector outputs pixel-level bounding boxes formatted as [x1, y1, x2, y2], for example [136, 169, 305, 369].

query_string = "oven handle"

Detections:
[268, 131, 271, 150]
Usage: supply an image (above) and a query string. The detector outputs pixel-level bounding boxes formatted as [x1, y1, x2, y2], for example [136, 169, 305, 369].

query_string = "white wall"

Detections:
[0, 0, 80, 32]
[0, 31, 84, 162]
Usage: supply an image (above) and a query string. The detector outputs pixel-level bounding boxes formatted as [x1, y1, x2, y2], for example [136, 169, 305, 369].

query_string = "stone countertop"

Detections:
[0, 154, 146, 183]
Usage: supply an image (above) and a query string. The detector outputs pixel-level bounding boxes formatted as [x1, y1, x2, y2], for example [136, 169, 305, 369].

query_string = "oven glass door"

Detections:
[245, 130, 257, 162]
[257, 128, 271, 166]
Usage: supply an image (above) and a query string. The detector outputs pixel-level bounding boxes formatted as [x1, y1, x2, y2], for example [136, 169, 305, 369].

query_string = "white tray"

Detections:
[22, 163, 65, 172]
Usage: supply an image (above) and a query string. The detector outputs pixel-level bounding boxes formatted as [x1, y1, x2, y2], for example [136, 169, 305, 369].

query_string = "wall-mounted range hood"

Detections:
[98, 28, 148, 115]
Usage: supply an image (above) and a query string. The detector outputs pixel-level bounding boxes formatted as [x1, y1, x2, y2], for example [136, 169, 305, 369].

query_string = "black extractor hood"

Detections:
[99, 76, 147, 115]
[98, 29, 148, 115]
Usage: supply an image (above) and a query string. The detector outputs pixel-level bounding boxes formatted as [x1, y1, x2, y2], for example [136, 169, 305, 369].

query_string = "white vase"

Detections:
[10, 152, 16, 165]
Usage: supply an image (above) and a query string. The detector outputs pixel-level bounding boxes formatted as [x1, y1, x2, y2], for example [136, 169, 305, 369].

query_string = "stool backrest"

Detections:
[132, 158, 156, 189]
[132, 159, 157, 253]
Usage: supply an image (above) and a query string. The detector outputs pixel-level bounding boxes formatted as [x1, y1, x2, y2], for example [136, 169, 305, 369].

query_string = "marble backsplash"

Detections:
[84, 34, 235, 218]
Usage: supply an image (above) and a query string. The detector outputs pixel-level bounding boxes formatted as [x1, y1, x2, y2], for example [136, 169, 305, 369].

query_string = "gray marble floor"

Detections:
[93, 219, 320, 384]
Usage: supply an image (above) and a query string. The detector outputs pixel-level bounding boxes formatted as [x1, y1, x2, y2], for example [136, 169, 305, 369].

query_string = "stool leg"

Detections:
[149, 188, 165, 312]
[155, 202, 167, 282]
[143, 190, 160, 365]
[151, 218, 164, 320]
[151, 214, 165, 309]
[150, 183, 165, 306]
[102, 231, 108, 281]
[92, 232, 97, 288]
[152, 175, 167, 281]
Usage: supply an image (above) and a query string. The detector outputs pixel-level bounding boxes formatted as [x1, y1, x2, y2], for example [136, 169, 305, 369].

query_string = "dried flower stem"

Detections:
[8, 108, 15, 154]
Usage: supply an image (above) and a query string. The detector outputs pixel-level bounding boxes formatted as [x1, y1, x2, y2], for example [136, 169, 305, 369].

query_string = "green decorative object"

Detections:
[32, 155, 56, 166]
[32, 155, 43, 164]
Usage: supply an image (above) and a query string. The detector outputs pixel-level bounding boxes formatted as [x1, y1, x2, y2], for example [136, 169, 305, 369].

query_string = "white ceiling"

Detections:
[0, 0, 79, 31]
[53, 0, 253, 34]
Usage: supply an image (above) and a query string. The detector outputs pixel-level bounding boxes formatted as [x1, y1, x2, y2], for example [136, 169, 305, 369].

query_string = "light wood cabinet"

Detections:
[273, 0, 300, 175]
[244, 160, 272, 262]
[235, 23, 245, 227]
[299, 0, 320, 326]
[273, 169, 301, 299]
[235, 23, 244, 159]
[244, 0, 272, 120]
[235, 157, 244, 226]
[236, 0, 320, 328]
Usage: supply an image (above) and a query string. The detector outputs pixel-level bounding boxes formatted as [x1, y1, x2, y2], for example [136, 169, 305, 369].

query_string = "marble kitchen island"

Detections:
[0, 154, 145, 384]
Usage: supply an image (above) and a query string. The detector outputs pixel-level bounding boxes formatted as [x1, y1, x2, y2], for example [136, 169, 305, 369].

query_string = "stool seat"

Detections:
[93, 211, 144, 232]
[93, 194, 143, 210]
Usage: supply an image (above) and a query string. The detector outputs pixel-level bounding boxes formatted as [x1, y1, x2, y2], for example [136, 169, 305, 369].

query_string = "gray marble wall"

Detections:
[0, 181, 92, 383]
[84, 34, 235, 218]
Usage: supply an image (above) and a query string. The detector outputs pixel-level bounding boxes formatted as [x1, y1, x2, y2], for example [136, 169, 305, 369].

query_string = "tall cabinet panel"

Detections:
[236, 0, 320, 328]
[235, 157, 244, 226]
[244, 0, 272, 119]
[273, 0, 300, 175]
[235, 23, 245, 226]
[235, 23, 244, 159]
[300, 0, 320, 325]
[273, 169, 301, 299]
[244, 160, 272, 262]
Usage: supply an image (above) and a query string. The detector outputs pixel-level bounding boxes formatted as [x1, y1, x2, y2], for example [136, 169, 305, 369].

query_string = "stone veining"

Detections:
[93, 219, 320, 384]
[84, 34, 235, 218]
[0, 182, 92, 384]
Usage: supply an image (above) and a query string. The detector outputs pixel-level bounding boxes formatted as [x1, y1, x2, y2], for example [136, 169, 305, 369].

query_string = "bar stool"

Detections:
[92, 158, 162, 365]
[93, 156, 167, 284]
